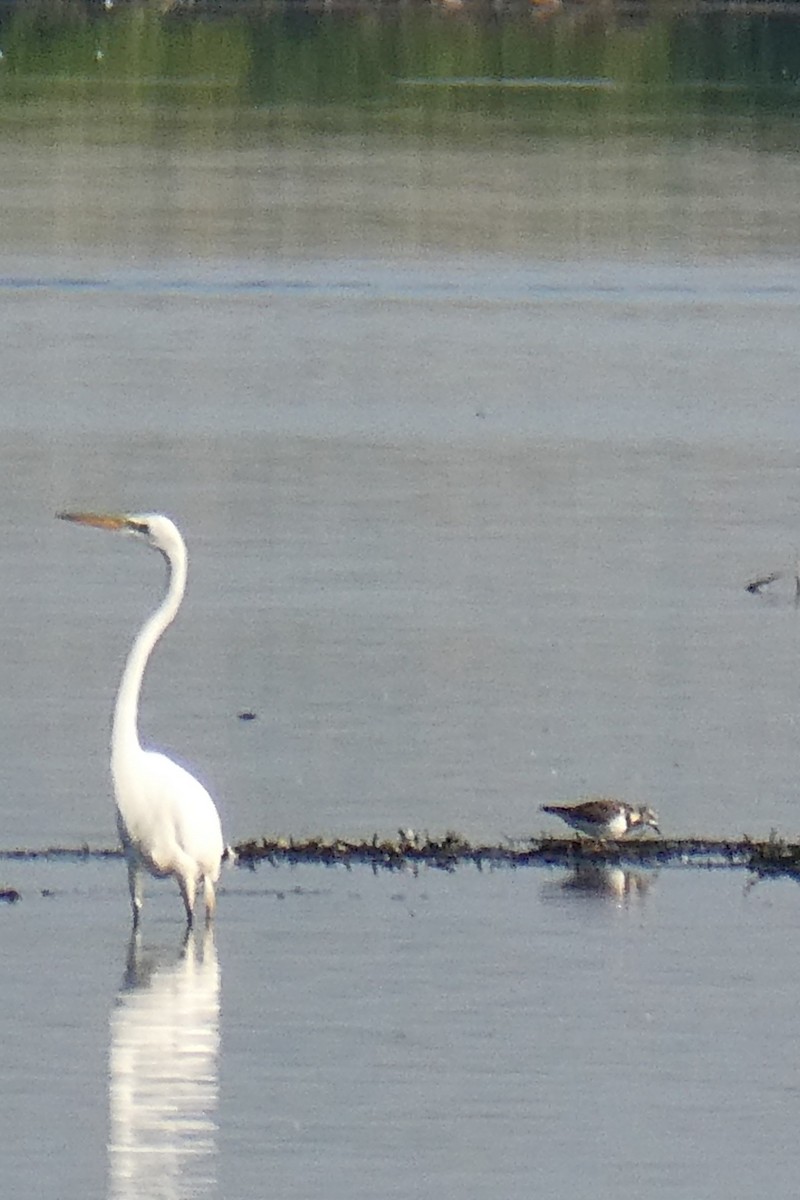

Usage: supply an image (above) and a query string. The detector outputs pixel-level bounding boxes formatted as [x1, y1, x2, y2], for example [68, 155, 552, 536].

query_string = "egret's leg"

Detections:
[124, 927, 142, 984]
[203, 876, 217, 925]
[127, 861, 143, 928]
[178, 873, 197, 928]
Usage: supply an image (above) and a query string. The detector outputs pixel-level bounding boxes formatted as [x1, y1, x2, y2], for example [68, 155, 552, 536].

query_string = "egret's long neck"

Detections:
[112, 546, 187, 770]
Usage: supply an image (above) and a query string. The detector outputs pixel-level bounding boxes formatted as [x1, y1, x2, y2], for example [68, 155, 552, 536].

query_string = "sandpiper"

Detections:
[541, 798, 660, 840]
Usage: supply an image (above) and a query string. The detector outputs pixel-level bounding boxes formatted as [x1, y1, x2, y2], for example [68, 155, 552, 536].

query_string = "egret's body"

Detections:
[59, 511, 226, 927]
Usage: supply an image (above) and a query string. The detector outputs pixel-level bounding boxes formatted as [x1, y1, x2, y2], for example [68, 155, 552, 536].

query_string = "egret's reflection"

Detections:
[541, 863, 655, 904]
[108, 930, 220, 1200]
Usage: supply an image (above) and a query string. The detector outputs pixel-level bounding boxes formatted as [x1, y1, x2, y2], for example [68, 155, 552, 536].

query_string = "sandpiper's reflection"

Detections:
[108, 930, 220, 1200]
[541, 863, 655, 904]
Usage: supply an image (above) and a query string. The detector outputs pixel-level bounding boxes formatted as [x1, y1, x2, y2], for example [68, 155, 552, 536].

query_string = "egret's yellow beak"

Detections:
[57, 511, 129, 531]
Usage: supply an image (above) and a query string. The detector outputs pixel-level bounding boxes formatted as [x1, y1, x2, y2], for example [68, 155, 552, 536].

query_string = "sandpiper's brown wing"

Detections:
[544, 799, 625, 822]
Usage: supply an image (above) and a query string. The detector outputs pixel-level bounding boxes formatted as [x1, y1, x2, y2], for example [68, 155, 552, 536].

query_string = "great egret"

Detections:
[59, 511, 228, 927]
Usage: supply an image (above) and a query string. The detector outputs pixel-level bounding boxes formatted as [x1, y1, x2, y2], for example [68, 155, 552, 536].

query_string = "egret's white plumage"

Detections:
[59, 511, 227, 927]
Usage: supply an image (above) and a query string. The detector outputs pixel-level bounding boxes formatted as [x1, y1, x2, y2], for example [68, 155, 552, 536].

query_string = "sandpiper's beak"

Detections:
[57, 511, 129, 531]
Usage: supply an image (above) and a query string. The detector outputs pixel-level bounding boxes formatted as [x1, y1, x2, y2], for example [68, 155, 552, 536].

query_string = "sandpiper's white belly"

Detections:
[572, 810, 628, 838]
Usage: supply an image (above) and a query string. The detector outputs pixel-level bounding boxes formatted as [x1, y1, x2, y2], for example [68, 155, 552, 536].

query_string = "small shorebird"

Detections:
[745, 556, 800, 599]
[541, 798, 660, 840]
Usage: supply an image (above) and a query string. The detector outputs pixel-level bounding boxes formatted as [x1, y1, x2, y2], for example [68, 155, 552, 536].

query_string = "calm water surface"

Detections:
[4, 861, 800, 1200]
[3, 16, 800, 1197]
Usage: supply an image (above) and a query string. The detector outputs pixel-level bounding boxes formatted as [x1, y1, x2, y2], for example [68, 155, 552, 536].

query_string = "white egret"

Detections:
[59, 511, 229, 927]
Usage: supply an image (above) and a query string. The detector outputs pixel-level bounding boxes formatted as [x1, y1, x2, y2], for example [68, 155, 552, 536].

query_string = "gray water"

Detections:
[3, 81, 800, 1200]
[5, 861, 800, 1200]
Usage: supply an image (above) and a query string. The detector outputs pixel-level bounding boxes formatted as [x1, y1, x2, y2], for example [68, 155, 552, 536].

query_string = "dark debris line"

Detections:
[2, 834, 800, 879]
[230, 833, 800, 877]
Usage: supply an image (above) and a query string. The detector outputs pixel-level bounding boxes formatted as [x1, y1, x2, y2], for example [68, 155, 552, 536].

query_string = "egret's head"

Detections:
[57, 511, 185, 560]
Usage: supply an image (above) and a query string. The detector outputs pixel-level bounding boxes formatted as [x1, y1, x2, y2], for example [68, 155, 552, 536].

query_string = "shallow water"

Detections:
[4, 11, 800, 1197]
[4, 860, 800, 1200]
[7, 298, 800, 848]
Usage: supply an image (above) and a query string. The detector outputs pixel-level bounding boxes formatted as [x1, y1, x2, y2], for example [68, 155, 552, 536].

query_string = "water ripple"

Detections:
[1, 264, 799, 306]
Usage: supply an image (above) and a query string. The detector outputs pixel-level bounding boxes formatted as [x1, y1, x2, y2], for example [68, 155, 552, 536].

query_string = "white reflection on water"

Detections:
[541, 864, 656, 904]
[108, 931, 220, 1200]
